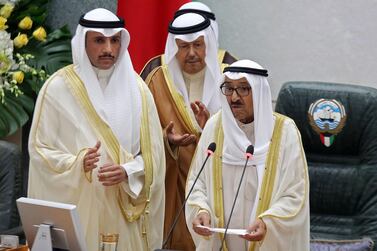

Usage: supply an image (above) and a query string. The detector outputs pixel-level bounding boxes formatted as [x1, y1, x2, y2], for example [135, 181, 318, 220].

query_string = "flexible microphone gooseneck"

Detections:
[156, 142, 216, 251]
[219, 145, 254, 251]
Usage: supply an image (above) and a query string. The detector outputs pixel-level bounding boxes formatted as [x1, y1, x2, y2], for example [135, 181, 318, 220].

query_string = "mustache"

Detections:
[99, 54, 114, 59]
[230, 101, 243, 106]
[186, 56, 200, 63]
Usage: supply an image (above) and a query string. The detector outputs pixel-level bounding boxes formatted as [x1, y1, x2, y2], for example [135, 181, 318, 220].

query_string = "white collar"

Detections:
[93, 65, 115, 79]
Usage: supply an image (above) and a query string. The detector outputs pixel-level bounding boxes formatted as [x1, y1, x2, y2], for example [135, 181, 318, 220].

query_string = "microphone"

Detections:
[219, 145, 254, 251]
[155, 142, 217, 251]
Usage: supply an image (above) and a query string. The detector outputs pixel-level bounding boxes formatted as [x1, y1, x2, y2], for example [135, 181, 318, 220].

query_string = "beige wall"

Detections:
[47, 0, 377, 102]
[202, 0, 377, 101]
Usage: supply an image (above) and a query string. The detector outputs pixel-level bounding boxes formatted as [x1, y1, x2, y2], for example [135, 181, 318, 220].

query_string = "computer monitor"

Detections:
[16, 197, 87, 251]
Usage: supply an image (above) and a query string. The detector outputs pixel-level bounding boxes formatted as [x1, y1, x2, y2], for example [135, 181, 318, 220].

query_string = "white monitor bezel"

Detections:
[16, 197, 87, 251]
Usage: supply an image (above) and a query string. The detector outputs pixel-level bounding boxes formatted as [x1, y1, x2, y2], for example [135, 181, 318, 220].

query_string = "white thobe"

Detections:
[94, 66, 145, 197]
[186, 112, 310, 251]
[28, 66, 166, 251]
[222, 121, 258, 250]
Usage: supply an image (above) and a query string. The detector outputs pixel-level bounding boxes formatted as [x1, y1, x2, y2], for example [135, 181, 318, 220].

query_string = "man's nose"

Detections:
[103, 40, 112, 53]
[188, 45, 195, 57]
[231, 90, 241, 101]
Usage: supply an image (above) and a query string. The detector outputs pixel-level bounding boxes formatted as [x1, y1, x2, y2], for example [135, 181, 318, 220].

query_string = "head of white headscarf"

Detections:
[178, 2, 219, 45]
[71, 8, 141, 155]
[221, 60, 274, 166]
[164, 12, 221, 114]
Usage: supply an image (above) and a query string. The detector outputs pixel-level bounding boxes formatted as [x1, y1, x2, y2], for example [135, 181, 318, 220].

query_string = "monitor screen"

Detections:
[16, 197, 87, 251]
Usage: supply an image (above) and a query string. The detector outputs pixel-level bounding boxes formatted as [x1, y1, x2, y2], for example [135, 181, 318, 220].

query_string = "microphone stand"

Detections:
[155, 143, 216, 251]
[219, 146, 253, 251]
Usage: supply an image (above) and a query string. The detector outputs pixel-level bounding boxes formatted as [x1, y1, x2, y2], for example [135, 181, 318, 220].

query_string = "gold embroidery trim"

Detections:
[32, 69, 98, 175]
[212, 113, 229, 251]
[217, 49, 226, 65]
[84, 170, 93, 183]
[217, 49, 227, 72]
[258, 119, 309, 220]
[64, 65, 121, 164]
[249, 113, 285, 251]
[212, 112, 285, 251]
[138, 76, 153, 198]
[161, 65, 200, 137]
[145, 65, 160, 85]
[136, 77, 153, 250]
[117, 77, 153, 224]
[220, 63, 228, 74]
[64, 66, 153, 225]
[32, 70, 70, 174]
[140, 54, 162, 77]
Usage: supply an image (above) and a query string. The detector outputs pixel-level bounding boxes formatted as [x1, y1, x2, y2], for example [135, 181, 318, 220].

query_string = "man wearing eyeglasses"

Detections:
[185, 60, 310, 251]
[220, 81, 254, 124]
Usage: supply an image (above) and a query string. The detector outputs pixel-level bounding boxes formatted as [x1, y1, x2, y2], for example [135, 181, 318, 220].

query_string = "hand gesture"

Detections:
[240, 218, 267, 242]
[191, 101, 210, 129]
[97, 163, 127, 186]
[192, 211, 212, 236]
[165, 121, 196, 147]
[83, 141, 101, 172]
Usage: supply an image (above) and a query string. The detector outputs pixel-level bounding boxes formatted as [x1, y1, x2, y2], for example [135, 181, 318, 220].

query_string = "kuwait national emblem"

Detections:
[308, 99, 346, 147]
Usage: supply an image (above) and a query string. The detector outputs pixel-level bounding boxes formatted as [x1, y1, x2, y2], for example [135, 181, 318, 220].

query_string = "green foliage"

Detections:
[0, 92, 33, 136]
[20, 26, 72, 93]
[27, 26, 72, 72]
[0, 0, 72, 137]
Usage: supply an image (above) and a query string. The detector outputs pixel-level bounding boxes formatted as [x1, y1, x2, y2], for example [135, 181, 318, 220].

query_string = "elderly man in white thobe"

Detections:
[185, 60, 310, 251]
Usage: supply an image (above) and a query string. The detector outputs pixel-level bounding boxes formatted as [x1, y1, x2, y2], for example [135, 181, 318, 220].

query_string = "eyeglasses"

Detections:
[220, 84, 251, 97]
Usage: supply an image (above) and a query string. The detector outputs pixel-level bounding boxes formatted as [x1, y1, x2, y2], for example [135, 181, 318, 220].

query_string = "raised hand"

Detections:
[165, 121, 197, 147]
[191, 101, 210, 129]
[83, 141, 101, 172]
[97, 163, 127, 186]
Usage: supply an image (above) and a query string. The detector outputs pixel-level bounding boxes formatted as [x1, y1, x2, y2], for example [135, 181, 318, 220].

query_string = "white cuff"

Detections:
[121, 155, 145, 198]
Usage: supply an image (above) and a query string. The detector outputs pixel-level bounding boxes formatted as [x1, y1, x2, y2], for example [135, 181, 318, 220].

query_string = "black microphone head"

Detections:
[246, 145, 254, 155]
[208, 142, 216, 152]
[206, 142, 216, 156]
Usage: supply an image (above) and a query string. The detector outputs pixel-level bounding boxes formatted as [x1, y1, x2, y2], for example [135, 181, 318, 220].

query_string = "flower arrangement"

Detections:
[0, 0, 72, 137]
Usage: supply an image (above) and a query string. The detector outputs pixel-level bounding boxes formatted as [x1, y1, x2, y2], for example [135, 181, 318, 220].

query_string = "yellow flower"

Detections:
[12, 71, 24, 84]
[18, 16, 33, 30]
[32, 26, 46, 41]
[0, 16, 7, 30]
[0, 3, 14, 19]
[13, 33, 29, 48]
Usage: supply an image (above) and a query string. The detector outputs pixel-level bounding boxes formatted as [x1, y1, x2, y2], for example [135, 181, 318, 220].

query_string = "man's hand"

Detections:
[192, 211, 212, 236]
[240, 218, 267, 242]
[97, 163, 127, 186]
[165, 121, 196, 146]
[83, 141, 101, 172]
[191, 101, 210, 129]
